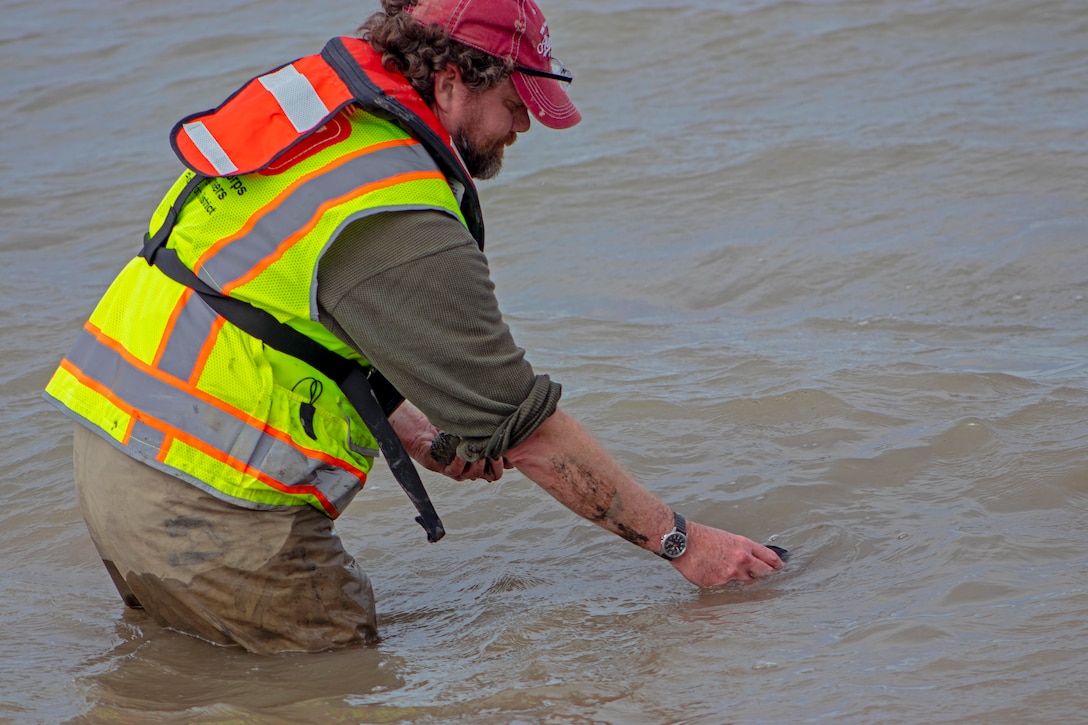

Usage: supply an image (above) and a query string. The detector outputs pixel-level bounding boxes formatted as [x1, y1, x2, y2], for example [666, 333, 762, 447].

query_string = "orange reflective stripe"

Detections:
[123, 410, 138, 446]
[80, 321, 366, 479]
[58, 356, 154, 450]
[192, 137, 419, 276]
[61, 351, 346, 518]
[65, 354, 340, 516]
[221, 169, 445, 296]
[153, 287, 194, 369]
[156, 413, 340, 518]
[189, 314, 225, 384]
[59, 357, 139, 442]
[156, 433, 173, 464]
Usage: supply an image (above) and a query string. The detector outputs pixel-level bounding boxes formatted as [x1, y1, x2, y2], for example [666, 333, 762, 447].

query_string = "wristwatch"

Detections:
[657, 511, 688, 560]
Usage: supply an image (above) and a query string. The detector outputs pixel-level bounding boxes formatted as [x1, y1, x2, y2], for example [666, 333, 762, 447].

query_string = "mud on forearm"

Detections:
[552, 456, 650, 547]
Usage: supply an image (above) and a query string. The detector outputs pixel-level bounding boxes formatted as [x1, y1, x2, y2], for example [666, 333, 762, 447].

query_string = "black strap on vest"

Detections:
[320, 37, 486, 248]
[142, 173, 207, 265]
[133, 40, 490, 544]
[140, 178, 445, 543]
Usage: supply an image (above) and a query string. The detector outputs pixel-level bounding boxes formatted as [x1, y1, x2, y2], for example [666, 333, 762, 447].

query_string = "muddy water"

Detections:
[2, 0, 1087, 723]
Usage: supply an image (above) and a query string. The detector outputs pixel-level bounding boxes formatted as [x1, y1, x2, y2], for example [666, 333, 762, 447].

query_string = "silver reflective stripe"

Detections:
[310, 467, 364, 513]
[128, 418, 165, 456]
[183, 121, 238, 175]
[198, 142, 441, 289]
[65, 328, 363, 509]
[342, 404, 380, 458]
[45, 395, 361, 514]
[156, 291, 220, 381]
[258, 64, 330, 133]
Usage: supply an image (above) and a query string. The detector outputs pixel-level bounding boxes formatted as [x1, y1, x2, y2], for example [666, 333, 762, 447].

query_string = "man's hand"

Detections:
[388, 402, 504, 482]
[506, 407, 786, 588]
[428, 452, 505, 482]
[670, 522, 784, 587]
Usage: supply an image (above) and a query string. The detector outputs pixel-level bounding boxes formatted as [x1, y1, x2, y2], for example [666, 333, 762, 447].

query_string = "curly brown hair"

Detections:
[358, 0, 512, 106]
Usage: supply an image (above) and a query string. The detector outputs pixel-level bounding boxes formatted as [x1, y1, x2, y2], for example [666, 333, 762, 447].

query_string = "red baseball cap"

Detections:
[408, 0, 581, 130]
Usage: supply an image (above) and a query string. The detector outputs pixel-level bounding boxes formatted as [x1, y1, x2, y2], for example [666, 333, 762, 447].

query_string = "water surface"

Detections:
[1, 0, 1086, 723]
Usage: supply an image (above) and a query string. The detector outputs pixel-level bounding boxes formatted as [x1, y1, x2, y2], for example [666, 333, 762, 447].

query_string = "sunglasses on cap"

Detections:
[513, 57, 573, 91]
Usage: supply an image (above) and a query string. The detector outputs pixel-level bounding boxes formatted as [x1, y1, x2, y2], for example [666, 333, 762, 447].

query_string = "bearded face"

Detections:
[453, 124, 516, 180]
[437, 75, 529, 181]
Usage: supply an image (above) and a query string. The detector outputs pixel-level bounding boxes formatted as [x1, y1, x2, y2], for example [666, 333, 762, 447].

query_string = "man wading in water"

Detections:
[44, 0, 785, 653]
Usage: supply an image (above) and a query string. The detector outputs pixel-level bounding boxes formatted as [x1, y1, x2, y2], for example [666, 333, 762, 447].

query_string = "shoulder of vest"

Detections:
[321, 38, 484, 247]
[169, 37, 452, 181]
[168, 37, 484, 248]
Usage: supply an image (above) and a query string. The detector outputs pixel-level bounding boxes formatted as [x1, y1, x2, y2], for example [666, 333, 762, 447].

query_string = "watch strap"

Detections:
[657, 511, 688, 560]
[672, 511, 687, 535]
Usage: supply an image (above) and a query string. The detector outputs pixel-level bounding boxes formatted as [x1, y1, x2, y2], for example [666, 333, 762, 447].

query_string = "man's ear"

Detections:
[432, 65, 461, 116]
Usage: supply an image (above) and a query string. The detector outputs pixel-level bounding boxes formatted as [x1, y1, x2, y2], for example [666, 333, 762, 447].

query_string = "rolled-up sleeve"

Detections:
[316, 210, 560, 459]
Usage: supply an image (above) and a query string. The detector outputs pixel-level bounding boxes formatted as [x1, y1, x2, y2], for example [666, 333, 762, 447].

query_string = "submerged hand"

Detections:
[671, 522, 785, 587]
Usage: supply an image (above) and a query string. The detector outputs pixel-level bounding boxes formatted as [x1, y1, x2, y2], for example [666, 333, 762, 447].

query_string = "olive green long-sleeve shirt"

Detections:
[317, 209, 560, 460]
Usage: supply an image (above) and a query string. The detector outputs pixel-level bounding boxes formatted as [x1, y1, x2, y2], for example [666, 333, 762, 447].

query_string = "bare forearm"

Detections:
[504, 407, 786, 586]
[503, 407, 673, 553]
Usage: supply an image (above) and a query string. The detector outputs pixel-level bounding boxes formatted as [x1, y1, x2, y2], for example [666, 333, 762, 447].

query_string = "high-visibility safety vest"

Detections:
[44, 37, 483, 518]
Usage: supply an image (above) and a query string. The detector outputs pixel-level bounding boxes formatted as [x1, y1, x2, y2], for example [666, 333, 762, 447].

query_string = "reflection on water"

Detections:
[2, 0, 1087, 723]
[77, 615, 406, 723]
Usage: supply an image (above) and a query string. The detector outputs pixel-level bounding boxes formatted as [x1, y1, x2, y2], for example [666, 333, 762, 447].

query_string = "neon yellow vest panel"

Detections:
[45, 108, 467, 517]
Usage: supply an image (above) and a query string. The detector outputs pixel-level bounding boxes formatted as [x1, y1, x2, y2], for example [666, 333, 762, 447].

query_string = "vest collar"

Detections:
[322, 37, 485, 247]
[170, 37, 484, 248]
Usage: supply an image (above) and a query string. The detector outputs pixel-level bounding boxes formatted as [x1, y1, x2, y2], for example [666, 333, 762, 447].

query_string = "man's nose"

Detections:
[513, 107, 531, 134]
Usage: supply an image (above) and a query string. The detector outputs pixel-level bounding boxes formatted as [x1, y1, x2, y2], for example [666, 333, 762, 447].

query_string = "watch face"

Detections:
[662, 532, 687, 559]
